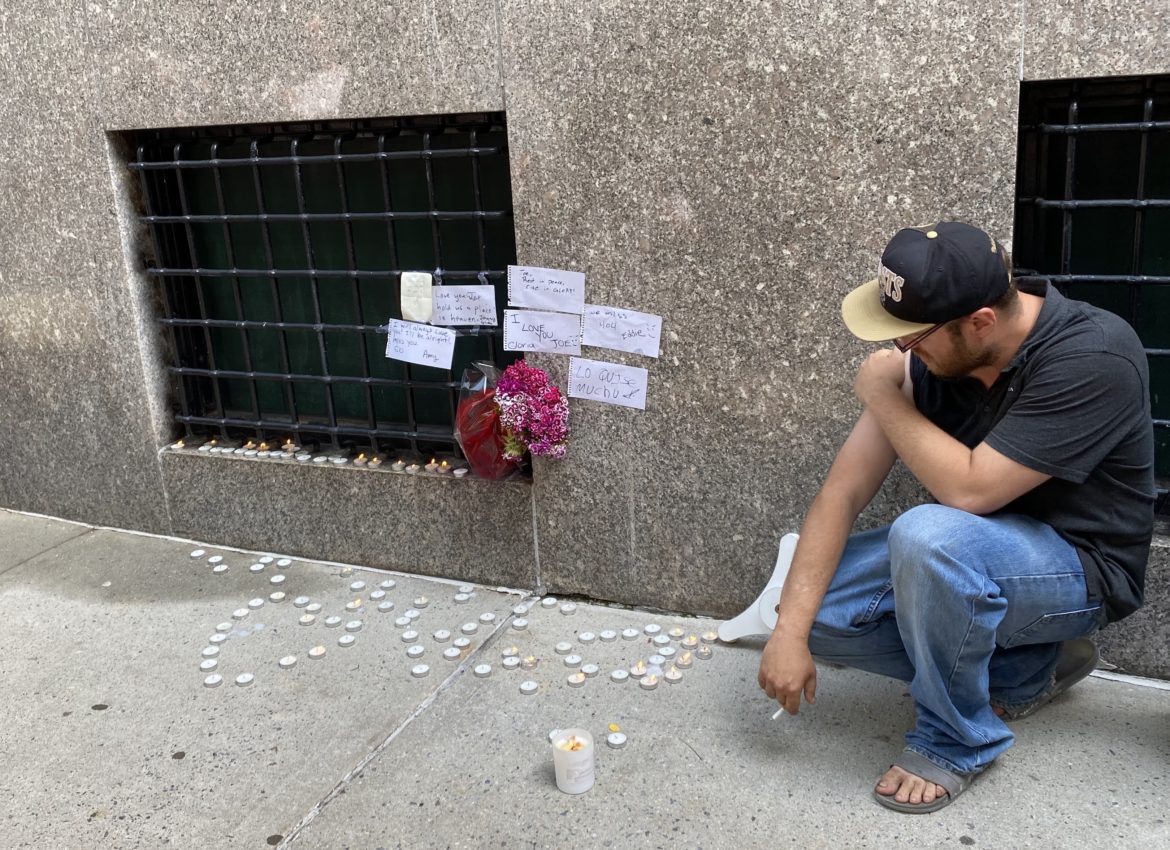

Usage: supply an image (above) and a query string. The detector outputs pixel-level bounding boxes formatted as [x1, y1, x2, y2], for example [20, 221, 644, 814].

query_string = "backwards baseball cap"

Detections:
[841, 221, 1010, 342]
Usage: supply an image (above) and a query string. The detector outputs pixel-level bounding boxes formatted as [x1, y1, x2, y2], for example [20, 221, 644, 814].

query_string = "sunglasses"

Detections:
[893, 321, 947, 353]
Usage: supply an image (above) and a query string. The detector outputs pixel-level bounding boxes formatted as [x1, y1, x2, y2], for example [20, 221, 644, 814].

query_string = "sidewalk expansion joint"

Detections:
[0, 525, 95, 580]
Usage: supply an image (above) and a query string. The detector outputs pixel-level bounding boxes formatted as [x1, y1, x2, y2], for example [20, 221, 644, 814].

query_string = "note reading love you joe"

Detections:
[430, 285, 498, 326]
[568, 357, 648, 410]
[503, 310, 583, 355]
[384, 318, 457, 369]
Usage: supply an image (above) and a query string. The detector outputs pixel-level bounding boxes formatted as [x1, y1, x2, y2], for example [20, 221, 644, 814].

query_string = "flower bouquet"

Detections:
[454, 361, 569, 478]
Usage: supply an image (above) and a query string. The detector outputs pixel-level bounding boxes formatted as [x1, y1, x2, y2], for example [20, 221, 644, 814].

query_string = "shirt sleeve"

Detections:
[983, 352, 1146, 484]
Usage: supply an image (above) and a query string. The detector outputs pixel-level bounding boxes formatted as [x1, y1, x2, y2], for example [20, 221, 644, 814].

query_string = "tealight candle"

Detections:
[350, 581, 367, 592]
[215, 622, 232, 632]
[521, 655, 539, 670]
[407, 645, 425, 658]
[668, 626, 686, 639]
[682, 635, 699, 649]
[249, 563, 266, 573]
[330, 456, 347, 466]
[208, 555, 223, 565]
[353, 453, 368, 467]
[560, 603, 577, 616]
[453, 637, 471, 649]
[296, 452, 312, 462]
[454, 593, 471, 604]
[610, 669, 630, 683]
[660, 647, 677, 660]
[433, 629, 452, 642]
[308, 645, 327, 660]
[367, 456, 383, 468]
[299, 614, 316, 626]
[606, 732, 628, 749]
[324, 616, 342, 628]
[257, 450, 270, 458]
[512, 604, 529, 616]
[453, 468, 468, 478]
[395, 616, 412, 627]
[564, 654, 582, 668]
[443, 647, 461, 661]
[345, 620, 363, 633]
[200, 659, 218, 672]
[629, 660, 648, 678]
[190, 549, 206, 559]
[502, 656, 521, 670]
[404, 609, 421, 620]
[567, 672, 586, 688]
[248, 598, 265, 609]
[312, 455, 327, 463]
[677, 651, 694, 668]
[664, 665, 683, 684]
[554, 641, 572, 655]
[511, 618, 529, 631]
[639, 673, 660, 690]
[652, 634, 671, 647]
[648, 654, 666, 668]
[621, 628, 639, 641]
[204, 674, 223, 688]
[541, 597, 558, 608]
[270, 574, 286, 585]
[236, 673, 255, 687]
[413, 596, 430, 608]
[599, 630, 617, 642]
[478, 612, 496, 624]
[696, 644, 713, 660]
[276, 558, 292, 567]
[244, 449, 258, 457]
[208, 634, 227, 645]
[411, 664, 430, 678]
[474, 664, 492, 678]
[401, 630, 419, 643]
[578, 632, 596, 644]
[377, 601, 395, 613]
[171, 438, 186, 450]
[501, 645, 520, 658]
[212, 565, 228, 574]
[391, 459, 406, 471]
[345, 599, 363, 612]
[406, 464, 420, 474]
[338, 634, 356, 647]
[461, 622, 479, 635]
[644, 624, 662, 636]
[269, 592, 286, 603]
[259, 556, 274, 565]
[379, 579, 396, 590]
[306, 603, 323, 614]
[520, 680, 539, 695]
[279, 656, 297, 669]
[581, 663, 600, 678]
[232, 608, 249, 620]
[369, 589, 386, 601]
[701, 630, 719, 644]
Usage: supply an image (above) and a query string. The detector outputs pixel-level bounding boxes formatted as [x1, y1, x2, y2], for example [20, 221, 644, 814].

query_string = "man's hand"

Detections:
[757, 632, 817, 716]
[853, 348, 905, 407]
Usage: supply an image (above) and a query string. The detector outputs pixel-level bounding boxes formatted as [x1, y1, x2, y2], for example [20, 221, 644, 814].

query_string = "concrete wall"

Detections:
[1, 2, 1167, 670]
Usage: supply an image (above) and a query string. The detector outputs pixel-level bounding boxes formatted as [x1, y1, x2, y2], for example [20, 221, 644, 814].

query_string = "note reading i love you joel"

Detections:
[582, 304, 663, 358]
[503, 310, 583, 355]
[430, 285, 498, 326]
[384, 318, 457, 369]
[507, 265, 586, 314]
[568, 357, 648, 410]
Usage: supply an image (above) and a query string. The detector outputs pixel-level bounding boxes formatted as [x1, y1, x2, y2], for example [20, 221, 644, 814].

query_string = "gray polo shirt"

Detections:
[911, 283, 1154, 622]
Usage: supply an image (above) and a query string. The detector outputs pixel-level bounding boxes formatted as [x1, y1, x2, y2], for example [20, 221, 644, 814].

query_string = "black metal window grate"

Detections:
[125, 113, 520, 460]
[1015, 75, 1170, 518]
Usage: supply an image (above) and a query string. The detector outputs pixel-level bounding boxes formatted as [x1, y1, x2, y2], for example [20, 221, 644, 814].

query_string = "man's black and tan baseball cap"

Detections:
[841, 221, 1010, 342]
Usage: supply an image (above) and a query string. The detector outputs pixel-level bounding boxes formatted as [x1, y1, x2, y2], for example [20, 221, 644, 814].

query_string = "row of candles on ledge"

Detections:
[168, 438, 469, 477]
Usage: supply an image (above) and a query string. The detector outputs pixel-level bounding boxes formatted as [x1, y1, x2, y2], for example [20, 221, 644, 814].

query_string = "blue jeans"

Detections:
[808, 504, 1104, 775]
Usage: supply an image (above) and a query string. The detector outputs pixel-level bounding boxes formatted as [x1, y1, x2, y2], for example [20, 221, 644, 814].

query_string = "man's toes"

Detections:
[875, 768, 901, 796]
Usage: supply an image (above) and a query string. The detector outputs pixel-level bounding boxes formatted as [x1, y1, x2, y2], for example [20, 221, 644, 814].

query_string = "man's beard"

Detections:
[918, 329, 996, 379]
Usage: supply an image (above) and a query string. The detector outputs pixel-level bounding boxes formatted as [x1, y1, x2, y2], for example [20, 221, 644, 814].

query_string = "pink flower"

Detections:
[493, 361, 570, 461]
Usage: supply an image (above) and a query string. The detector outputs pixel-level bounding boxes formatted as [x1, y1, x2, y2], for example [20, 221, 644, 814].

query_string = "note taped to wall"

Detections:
[568, 357, 648, 410]
[503, 309, 583, 355]
[384, 318, 456, 369]
[582, 304, 663, 358]
[400, 271, 433, 322]
[431, 286, 498, 326]
[506, 265, 586, 314]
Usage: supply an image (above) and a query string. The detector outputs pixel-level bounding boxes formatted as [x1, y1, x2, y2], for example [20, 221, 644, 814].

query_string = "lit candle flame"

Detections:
[243, 440, 256, 449]
[174, 439, 185, 448]
[258, 441, 269, 451]
[356, 453, 366, 461]
[558, 735, 587, 752]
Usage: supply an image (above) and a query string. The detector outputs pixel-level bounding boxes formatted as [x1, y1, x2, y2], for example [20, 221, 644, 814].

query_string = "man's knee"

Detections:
[888, 504, 980, 581]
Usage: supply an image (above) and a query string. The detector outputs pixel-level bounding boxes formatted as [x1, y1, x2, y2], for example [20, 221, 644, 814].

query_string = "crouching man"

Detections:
[758, 222, 1154, 813]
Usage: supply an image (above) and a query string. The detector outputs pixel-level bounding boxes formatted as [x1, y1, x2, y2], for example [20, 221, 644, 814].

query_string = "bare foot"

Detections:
[874, 766, 947, 805]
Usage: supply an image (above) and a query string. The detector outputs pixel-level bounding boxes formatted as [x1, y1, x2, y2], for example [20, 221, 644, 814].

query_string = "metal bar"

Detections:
[468, 128, 497, 379]
[146, 266, 502, 279]
[377, 131, 419, 456]
[1014, 274, 1170, 285]
[1025, 120, 1170, 134]
[158, 316, 497, 336]
[1016, 198, 1170, 209]
[334, 135, 379, 448]
[1060, 96, 1078, 277]
[289, 136, 339, 449]
[249, 138, 300, 441]
[1129, 89, 1154, 332]
[168, 365, 459, 389]
[209, 141, 262, 442]
[172, 140, 228, 427]
[126, 146, 503, 170]
[421, 130, 458, 434]
[141, 211, 507, 223]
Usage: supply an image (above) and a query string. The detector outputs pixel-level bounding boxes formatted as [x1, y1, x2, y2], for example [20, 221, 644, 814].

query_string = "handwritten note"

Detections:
[384, 318, 456, 369]
[431, 286, 498, 326]
[503, 310, 582, 355]
[400, 271, 433, 323]
[507, 265, 586, 314]
[568, 357, 648, 410]
[582, 304, 663, 358]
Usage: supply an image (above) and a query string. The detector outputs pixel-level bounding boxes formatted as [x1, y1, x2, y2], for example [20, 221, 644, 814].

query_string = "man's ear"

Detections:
[968, 307, 997, 338]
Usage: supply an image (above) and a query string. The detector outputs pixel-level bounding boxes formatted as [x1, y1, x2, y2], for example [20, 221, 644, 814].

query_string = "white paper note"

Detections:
[430, 285, 498, 326]
[582, 304, 663, 358]
[503, 309, 583, 355]
[400, 272, 434, 322]
[384, 318, 456, 369]
[507, 265, 586, 314]
[568, 357, 648, 410]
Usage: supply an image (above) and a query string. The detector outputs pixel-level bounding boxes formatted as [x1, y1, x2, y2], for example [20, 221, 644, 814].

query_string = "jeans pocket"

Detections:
[1000, 606, 1103, 648]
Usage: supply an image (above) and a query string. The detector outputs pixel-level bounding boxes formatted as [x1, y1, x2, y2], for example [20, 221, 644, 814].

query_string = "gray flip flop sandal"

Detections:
[993, 638, 1099, 721]
[873, 749, 979, 814]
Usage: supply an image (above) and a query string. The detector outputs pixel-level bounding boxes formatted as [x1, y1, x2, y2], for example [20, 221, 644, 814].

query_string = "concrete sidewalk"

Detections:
[0, 509, 1166, 850]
